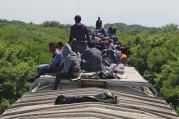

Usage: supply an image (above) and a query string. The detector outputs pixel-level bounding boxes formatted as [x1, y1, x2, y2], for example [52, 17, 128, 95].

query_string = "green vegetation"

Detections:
[0, 20, 69, 113]
[118, 23, 179, 114]
[0, 20, 178, 114]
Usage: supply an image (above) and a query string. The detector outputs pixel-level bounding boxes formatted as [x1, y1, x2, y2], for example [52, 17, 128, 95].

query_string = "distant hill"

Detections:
[0, 19, 163, 35]
[104, 23, 161, 34]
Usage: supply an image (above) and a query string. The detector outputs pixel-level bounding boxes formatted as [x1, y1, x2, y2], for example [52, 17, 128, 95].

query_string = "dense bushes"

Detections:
[120, 25, 179, 114]
[0, 20, 68, 113]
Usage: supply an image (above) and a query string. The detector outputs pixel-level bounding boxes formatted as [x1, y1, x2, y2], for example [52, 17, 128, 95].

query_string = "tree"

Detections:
[41, 21, 60, 27]
[162, 24, 178, 32]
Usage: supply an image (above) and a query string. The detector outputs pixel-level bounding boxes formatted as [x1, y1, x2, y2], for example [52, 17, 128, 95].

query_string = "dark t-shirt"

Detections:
[96, 20, 102, 29]
[69, 23, 89, 43]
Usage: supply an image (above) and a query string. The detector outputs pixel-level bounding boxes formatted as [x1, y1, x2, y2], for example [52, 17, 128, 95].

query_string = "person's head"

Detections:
[88, 40, 96, 48]
[98, 17, 100, 20]
[108, 26, 112, 31]
[49, 42, 57, 52]
[74, 15, 81, 23]
[115, 45, 121, 51]
[99, 40, 106, 50]
[62, 43, 72, 57]
[111, 24, 115, 27]
[107, 48, 114, 57]
[57, 42, 64, 50]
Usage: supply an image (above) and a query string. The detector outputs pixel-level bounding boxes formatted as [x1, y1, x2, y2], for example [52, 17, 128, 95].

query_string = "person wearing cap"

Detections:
[69, 15, 90, 54]
[54, 44, 81, 90]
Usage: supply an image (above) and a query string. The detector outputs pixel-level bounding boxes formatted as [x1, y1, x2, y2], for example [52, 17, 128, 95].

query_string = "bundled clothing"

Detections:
[55, 91, 117, 104]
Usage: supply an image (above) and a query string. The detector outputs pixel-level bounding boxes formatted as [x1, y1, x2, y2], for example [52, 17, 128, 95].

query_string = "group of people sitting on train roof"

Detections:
[28, 15, 130, 90]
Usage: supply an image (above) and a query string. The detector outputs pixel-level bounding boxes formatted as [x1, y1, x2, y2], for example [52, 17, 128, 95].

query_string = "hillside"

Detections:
[104, 23, 161, 35]
[0, 20, 179, 114]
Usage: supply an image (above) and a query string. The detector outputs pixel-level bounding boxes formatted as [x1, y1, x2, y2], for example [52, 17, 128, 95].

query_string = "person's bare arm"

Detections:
[86, 28, 90, 42]
[69, 27, 74, 44]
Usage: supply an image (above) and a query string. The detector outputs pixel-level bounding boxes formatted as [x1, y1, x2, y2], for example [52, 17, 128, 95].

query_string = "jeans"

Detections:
[37, 64, 49, 75]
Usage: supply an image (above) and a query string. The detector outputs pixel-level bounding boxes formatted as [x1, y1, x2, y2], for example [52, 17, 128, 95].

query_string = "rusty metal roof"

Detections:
[1, 88, 178, 119]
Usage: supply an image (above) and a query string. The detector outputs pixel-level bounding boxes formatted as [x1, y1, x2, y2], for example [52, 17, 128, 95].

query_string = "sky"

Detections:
[0, 0, 179, 27]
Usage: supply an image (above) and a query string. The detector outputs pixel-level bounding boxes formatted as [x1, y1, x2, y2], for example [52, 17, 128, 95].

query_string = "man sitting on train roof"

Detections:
[28, 42, 64, 82]
[54, 43, 81, 90]
[81, 40, 103, 72]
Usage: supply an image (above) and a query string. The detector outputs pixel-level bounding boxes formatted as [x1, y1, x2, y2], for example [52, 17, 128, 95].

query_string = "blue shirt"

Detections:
[49, 49, 64, 68]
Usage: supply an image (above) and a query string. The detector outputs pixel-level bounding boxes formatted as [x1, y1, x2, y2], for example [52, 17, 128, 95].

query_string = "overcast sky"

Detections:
[0, 0, 179, 27]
